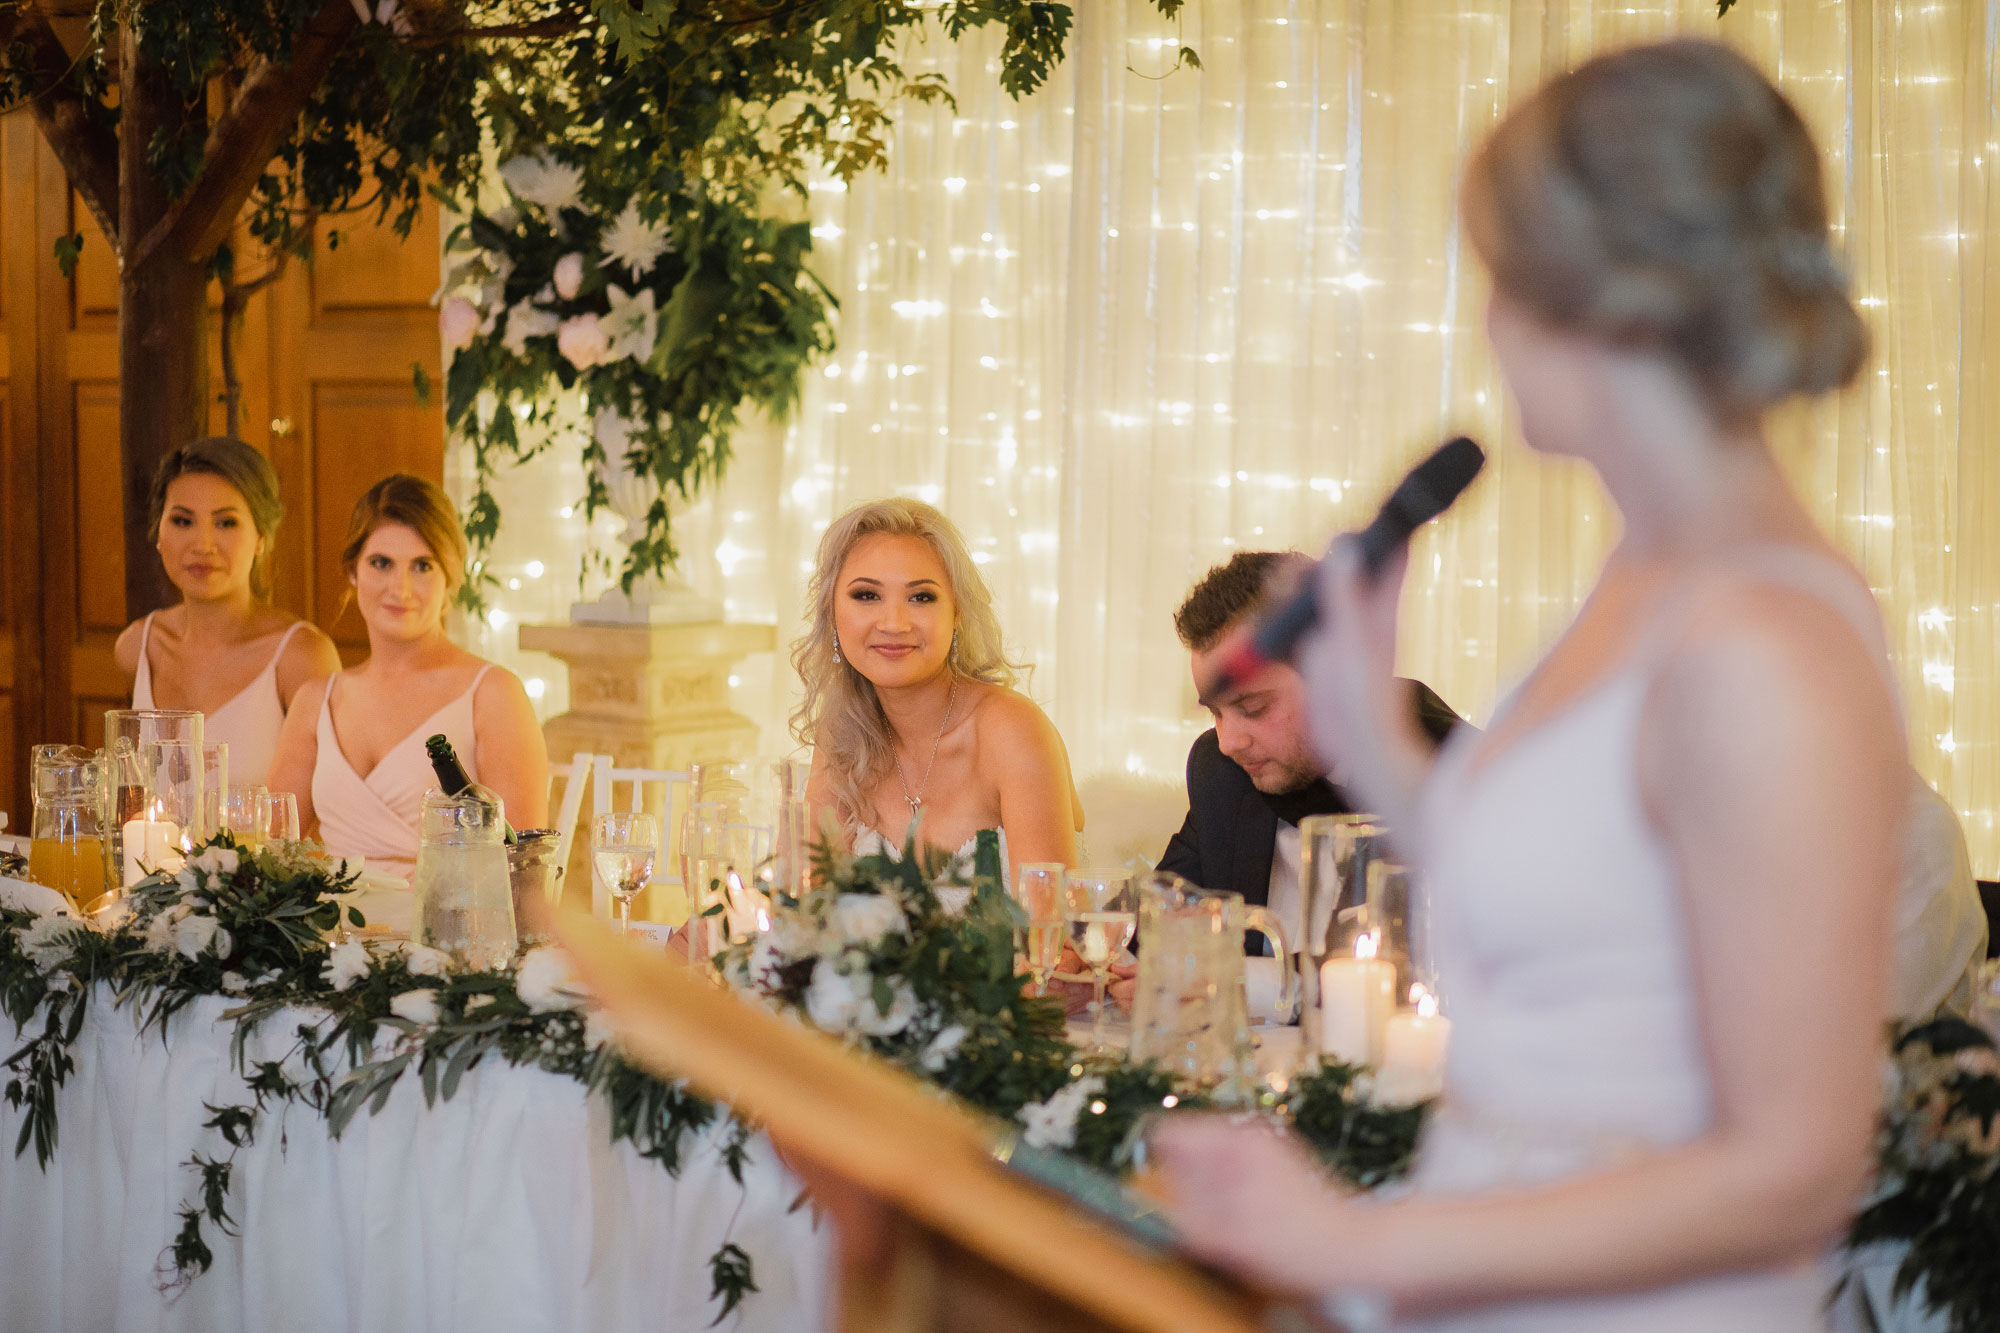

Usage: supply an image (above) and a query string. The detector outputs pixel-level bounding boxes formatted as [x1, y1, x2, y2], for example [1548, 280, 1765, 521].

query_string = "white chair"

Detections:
[546, 752, 597, 900]
[589, 757, 692, 919]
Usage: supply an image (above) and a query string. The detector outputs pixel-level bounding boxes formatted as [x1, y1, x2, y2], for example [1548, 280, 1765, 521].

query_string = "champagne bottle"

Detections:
[973, 826, 1003, 885]
[425, 733, 517, 844]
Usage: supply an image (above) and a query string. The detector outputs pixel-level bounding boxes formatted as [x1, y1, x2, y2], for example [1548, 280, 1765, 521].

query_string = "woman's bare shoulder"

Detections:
[968, 682, 1065, 761]
[112, 616, 151, 676]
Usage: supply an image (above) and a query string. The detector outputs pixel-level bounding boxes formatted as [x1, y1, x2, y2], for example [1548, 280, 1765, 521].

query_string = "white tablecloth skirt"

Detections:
[0, 992, 831, 1333]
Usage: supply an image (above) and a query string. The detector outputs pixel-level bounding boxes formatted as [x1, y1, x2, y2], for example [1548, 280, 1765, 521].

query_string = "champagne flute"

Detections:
[1012, 862, 1066, 995]
[1064, 869, 1137, 1050]
[593, 811, 660, 936]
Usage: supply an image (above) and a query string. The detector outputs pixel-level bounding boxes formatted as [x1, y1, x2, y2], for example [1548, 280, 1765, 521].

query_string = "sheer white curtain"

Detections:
[471, 1, 2000, 873]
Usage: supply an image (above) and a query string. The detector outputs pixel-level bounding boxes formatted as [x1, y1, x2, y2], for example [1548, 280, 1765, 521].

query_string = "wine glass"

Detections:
[593, 811, 660, 936]
[1064, 869, 1137, 1050]
[215, 785, 271, 851]
[1012, 862, 1066, 995]
[265, 791, 301, 844]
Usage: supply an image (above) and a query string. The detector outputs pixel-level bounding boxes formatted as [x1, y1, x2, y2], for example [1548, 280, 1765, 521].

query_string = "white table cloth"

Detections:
[0, 990, 831, 1333]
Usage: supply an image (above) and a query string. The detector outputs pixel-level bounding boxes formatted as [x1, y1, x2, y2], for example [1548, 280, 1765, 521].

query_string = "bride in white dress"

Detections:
[1154, 40, 1905, 1331]
[792, 497, 1083, 886]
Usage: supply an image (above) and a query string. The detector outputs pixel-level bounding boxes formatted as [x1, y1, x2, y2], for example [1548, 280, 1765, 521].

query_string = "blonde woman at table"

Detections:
[1154, 41, 1904, 1332]
[267, 474, 547, 883]
[113, 437, 341, 786]
[792, 497, 1082, 886]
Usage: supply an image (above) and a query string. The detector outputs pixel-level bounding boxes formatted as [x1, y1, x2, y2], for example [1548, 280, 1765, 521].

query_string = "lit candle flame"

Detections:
[1355, 931, 1380, 961]
[755, 908, 771, 932]
[1415, 989, 1439, 1019]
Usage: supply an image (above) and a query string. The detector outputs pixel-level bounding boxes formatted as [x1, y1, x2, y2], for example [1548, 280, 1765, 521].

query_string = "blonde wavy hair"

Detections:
[790, 498, 1022, 827]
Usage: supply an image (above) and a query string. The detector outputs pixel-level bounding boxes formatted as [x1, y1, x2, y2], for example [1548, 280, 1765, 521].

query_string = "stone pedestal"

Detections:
[519, 620, 775, 772]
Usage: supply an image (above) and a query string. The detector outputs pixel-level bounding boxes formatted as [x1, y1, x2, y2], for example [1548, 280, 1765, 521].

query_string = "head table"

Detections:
[0, 981, 831, 1333]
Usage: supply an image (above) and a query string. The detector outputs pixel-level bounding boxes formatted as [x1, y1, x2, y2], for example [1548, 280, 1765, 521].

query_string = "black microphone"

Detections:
[1204, 436, 1486, 699]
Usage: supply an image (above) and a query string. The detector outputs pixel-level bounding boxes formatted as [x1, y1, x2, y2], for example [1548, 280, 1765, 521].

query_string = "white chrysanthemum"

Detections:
[498, 153, 584, 213]
[501, 303, 559, 357]
[389, 989, 439, 1026]
[804, 958, 867, 1034]
[920, 1023, 969, 1072]
[600, 285, 658, 364]
[322, 940, 372, 992]
[600, 201, 673, 278]
[829, 894, 907, 950]
[19, 915, 85, 971]
[516, 946, 585, 1013]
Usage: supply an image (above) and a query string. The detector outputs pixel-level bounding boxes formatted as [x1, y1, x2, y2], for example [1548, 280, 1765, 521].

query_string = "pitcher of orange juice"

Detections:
[29, 745, 110, 908]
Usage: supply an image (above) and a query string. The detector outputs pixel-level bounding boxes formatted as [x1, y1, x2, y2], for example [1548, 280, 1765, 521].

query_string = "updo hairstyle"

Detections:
[338, 473, 469, 593]
[1462, 39, 1868, 418]
[146, 436, 285, 598]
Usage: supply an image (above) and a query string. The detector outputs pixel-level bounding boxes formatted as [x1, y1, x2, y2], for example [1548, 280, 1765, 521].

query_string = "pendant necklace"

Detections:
[895, 676, 959, 814]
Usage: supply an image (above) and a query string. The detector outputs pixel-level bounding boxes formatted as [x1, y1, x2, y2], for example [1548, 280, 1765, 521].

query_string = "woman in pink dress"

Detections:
[114, 437, 341, 785]
[1155, 41, 1903, 1331]
[267, 474, 548, 884]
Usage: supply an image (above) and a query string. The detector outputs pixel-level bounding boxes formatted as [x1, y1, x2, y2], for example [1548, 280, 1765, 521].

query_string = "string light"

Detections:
[440, 2, 1995, 874]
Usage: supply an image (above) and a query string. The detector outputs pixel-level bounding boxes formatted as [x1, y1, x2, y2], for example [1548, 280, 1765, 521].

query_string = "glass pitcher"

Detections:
[413, 785, 517, 969]
[1128, 874, 1296, 1103]
[28, 745, 110, 909]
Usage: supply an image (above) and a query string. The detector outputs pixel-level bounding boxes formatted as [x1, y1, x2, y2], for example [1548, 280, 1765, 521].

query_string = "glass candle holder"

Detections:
[104, 709, 203, 888]
[125, 739, 201, 884]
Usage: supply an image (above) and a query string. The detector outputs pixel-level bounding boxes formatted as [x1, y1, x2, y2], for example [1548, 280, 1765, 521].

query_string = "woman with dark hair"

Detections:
[1154, 40, 1901, 1329]
[114, 437, 341, 785]
[267, 474, 547, 884]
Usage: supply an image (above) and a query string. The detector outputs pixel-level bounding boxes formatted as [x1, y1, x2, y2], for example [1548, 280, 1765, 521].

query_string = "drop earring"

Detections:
[833, 638, 843, 664]
[950, 628, 960, 661]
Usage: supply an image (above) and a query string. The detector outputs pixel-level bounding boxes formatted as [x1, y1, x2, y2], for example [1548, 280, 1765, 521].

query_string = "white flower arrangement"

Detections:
[516, 945, 586, 1013]
[18, 914, 90, 972]
[828, 893, 908, 951]
[1018, 1075, 1106, 1151]
[601, 200, 673, 278]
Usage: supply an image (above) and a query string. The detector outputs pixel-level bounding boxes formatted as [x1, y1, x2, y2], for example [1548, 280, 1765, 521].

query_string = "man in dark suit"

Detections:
[1156, 552, 1461, 937]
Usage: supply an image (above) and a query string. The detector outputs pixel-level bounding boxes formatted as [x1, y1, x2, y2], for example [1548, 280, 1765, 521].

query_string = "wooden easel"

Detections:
[546, 909, 1316, 1333]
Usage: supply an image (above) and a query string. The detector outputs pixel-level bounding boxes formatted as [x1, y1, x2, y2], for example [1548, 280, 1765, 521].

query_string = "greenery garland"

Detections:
[8, 833, 1993, 1327]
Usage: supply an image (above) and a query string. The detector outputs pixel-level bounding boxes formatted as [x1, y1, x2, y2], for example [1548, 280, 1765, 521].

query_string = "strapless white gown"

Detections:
[851, 825, 1007, 880]
[1389, 551, 1897, 1332]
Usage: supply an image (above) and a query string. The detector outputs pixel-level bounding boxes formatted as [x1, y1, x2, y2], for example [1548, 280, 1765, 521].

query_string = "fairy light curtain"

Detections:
[462, 0, 2000, 874]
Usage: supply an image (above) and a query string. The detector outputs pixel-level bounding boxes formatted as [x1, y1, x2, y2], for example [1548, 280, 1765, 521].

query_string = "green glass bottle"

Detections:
[425, 733, 517, 844]
[972, 826, 1003, 885]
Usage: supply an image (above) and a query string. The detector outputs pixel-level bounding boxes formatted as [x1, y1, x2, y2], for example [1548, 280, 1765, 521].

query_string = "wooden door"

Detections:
[0, 133, 444, 823]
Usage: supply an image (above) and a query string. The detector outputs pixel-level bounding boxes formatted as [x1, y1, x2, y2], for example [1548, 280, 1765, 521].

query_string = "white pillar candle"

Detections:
[121, 817, 183, 886]
[1317, 933, 1396, 1066]
[1381, 988, 1452, 1095]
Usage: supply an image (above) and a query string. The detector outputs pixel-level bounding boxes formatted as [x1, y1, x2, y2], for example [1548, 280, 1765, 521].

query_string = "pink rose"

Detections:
[556, 313, 610, 368]
[553, 252, 586, 300]
[438, 296, 481, 351]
